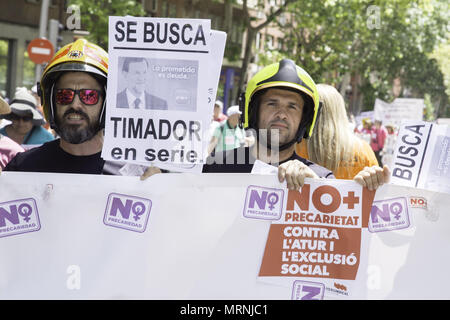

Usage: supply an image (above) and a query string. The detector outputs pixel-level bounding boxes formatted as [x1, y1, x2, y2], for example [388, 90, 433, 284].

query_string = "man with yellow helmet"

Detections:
[203, 59, 389, 191]
[4, 39, 159, 177]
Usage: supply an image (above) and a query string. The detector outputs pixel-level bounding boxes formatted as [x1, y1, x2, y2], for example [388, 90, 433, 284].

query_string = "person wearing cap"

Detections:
[3, 39, 160, 178]
[212, 100, 227, 123]
[355, 117, 372, 145]
[207, 105, 252, 155]
[203, 59, 389, 191]
[0, 87, 54, 146]
[31, 84, 50, 131]
[0, 95, 25, 170]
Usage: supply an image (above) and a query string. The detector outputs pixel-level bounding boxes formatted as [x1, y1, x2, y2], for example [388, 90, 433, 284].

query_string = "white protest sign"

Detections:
[155, 30, 227, 173]
[357, 183, 450, 299]
[1, 172, 450, 299]
[102, 17, 222, 171]
[390, 120, 450, 194]
[374, 98, 424, 127]
[253, 179, 373, 299]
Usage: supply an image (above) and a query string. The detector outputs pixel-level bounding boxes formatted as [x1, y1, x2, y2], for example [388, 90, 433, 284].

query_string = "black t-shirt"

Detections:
[4, 139, 117, 175]
[202, 146, 335, 178]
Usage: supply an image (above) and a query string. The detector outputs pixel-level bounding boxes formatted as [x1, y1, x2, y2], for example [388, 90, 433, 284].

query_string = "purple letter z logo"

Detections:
[292, 281, 325, 300]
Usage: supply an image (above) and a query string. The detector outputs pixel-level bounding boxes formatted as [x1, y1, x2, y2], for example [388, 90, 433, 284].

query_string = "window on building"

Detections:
[279, 13, 286, 26]
[255, 32, 261, 51]
[160, 1, 168, 16]
[277, 38, 284, 51]
[232, 24, 238, 43]
[0, 39, 11, 99]
[23, 42, 36, 89]
[168, 2, 176, 17]
[212, 15, 221, 30]
[266, 35, 274, 50]
[237, 24, 243, 44]
[151, 0, 158, 11]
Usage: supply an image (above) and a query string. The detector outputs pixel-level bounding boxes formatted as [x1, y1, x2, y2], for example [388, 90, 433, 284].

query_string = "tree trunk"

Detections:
[235, 0, 296, 102]
[339, 72, 351, 97]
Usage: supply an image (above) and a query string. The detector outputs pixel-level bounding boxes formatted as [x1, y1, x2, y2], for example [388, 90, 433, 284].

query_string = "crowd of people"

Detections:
[0, 38, 390, 191]
[353, 117, 398, 168]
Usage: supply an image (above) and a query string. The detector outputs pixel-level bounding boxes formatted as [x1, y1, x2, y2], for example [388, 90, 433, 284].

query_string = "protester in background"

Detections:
[31, 84, 51, 131]
[213, 100, 227, 123]
[0, 90, 9, 104]
[0, 87, 54, 147]
[381, 124, 397, 168]
[203, 59, 389, 191]
[207, 105, 253, 155]
[207, 100, 228, 147]
[355, 117, 372, 145]
[4, 39, 159, 179]
[371, 119, 388, 166]
[295, 84, 378, 179]
[0, 95, 24, 170]
[348, 113, 356, 132]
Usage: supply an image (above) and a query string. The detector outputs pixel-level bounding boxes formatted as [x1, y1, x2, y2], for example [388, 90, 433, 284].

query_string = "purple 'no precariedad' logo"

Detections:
[103, 193, 152, 233]
[369, 197, 410, 233]
[243, 185, 284, 220]
[0, 198, 40, 238]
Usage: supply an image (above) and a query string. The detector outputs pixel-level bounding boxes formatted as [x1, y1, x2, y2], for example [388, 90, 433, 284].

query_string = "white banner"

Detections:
[102, 17, 226, 172]
[390, 120, 450, 194]
[355, 111, 374, 127]
[1, 172, 450, 299]
[374, 98, 424, 127]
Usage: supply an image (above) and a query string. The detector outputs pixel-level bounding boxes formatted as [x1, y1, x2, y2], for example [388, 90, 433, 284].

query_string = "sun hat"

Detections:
[0, 95, 10, 115]
[226, 105, 242, 117]
[214, 100, 223, 110]
[1, 87, 45, 126]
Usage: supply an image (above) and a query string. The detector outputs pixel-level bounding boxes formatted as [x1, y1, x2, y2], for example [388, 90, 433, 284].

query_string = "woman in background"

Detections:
[0, 87, 54, 148]
[296, 84, 379, 179]
[0, 95, 24, 170]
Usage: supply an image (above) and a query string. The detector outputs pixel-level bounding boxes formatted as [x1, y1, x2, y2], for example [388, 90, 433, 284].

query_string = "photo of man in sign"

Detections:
[116, 57, 168, 110]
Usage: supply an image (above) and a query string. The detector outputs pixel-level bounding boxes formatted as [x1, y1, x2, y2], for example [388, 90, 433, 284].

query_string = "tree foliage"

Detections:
[64, 0, 449, 117]
[236, 0, 298, 98]
[274, 0, 449, 116]
[67, 0, 146, 49]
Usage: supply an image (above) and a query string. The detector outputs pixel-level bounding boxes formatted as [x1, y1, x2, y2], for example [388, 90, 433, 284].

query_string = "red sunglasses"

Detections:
[55, 88, 103, 105]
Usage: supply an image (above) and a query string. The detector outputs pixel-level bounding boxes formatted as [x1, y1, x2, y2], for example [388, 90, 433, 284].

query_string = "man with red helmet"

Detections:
[4, 39, 159, 177]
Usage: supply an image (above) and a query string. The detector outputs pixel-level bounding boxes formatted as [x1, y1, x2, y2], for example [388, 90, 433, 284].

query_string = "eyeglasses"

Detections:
[10, 114, 33, 122]
[55, 88, 102, 106]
